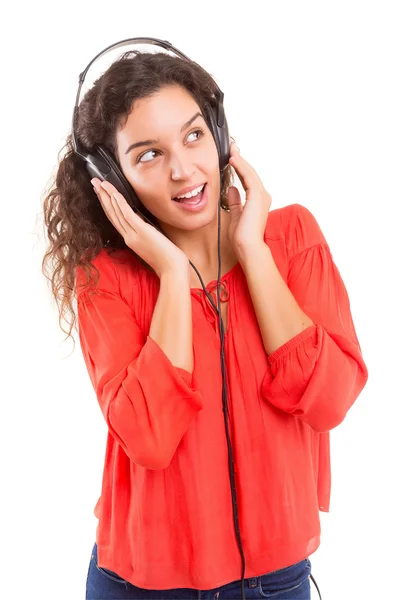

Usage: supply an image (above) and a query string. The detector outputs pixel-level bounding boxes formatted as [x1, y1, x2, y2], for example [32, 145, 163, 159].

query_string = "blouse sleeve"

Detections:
[77, 275, 204, 471]
[260, 205, 369, 433]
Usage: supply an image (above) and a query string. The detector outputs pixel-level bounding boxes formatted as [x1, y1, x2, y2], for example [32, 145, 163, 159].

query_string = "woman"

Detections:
[42, 48, 368, 600]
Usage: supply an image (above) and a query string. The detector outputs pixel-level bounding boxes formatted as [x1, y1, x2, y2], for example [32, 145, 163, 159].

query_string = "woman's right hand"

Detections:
[91, 178, 190, 279]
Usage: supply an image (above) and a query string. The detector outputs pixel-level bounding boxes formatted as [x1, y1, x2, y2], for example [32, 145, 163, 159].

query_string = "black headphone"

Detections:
[71, 36, 231, 232]
[71, 37, 250, 600]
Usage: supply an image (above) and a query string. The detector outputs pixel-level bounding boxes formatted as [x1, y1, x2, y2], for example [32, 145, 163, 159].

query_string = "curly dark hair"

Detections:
[41, 49, 235, 349]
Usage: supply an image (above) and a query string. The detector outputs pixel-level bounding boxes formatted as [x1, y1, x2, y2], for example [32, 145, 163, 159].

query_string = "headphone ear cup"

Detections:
[203, 102, 230, 172]
[82, 146, 135, 201]
[96, 147, 139, 205]
[85, 146, 157, 226]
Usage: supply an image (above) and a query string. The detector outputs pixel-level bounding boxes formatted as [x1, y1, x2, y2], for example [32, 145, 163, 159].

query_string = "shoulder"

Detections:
[264, 203, 329, 259]
[75, 247, 141, 298]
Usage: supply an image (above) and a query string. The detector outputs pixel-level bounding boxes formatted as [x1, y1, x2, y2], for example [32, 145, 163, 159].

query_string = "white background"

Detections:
[2, 1, 398, 599]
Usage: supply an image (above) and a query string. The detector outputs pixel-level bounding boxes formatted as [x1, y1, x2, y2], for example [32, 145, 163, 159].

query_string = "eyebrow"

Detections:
[124, 111, 204, 155]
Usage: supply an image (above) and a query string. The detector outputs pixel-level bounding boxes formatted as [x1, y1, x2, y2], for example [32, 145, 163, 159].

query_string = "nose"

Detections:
[169, 150, 196, 180]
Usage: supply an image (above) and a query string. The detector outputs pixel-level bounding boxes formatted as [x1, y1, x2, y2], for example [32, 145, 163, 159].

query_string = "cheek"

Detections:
[204, 144, 220, 175]
[133, 183, 171, 217]
[126, 177, 157, 206]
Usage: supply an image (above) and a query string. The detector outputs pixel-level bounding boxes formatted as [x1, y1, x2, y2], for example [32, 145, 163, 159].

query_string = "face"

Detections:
[115, 85, 221, 233]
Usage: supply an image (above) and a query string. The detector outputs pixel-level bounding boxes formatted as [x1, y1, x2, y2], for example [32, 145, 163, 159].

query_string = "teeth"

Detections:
[175, 184, 205, 200]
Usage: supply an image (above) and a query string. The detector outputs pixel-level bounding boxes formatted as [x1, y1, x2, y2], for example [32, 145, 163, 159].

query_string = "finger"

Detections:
[229, 146, 262, 192]
[105, 186, 141, 236]
[92, 181, 115, 222]
[94, 179, 143, 235]
[229, 153, 252, 192]
[99, 179, 118, 197]
[227, 185, 243, 211]
[229, 141, 240, 155]
[100, 181, 138, 221]
[112, 187, 141, 225]
[110, 194, 129, 236]
[93, 181, 128, 236]
[98, 183, 130, 235]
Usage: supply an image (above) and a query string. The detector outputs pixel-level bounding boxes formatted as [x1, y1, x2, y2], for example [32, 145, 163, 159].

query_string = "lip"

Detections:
[172, 182, 206, 199]
[173, 183, 208, 212]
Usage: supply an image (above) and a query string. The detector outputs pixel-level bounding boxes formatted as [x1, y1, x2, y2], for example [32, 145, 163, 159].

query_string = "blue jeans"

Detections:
[86, 542, 312, 599]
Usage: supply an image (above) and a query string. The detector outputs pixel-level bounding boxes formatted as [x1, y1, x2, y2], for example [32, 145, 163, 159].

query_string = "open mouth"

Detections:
[172, 183, 206, 204]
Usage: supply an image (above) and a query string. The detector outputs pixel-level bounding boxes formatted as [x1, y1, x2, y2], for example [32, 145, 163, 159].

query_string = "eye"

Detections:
[136, 128, 205, 164]
[187, 128, 204, 144]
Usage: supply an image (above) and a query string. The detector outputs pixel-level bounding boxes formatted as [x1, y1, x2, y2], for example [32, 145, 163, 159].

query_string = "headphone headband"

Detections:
[72, 37, 225, 156]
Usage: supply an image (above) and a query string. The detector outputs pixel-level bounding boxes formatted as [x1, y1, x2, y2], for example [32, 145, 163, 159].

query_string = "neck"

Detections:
[158, 206, 232, 270]
[188, 209, 230, 269]
[187, 209, 238, 288]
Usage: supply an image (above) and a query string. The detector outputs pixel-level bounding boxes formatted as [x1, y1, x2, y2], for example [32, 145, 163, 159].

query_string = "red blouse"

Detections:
[76, 203, 368, 590]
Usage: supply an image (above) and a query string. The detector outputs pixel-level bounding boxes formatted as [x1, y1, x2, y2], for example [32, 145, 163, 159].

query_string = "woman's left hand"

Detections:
[227, 140, 272, 252]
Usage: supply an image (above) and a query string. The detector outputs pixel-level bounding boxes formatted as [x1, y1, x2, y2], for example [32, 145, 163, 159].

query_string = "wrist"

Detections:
[235, 240, 270, 266]
[160, 264, 191, 283]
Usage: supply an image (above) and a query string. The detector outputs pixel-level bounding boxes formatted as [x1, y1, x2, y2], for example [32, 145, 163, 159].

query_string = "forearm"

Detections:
[239, 242, 314, 356]
[149, 269, 193, 373]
